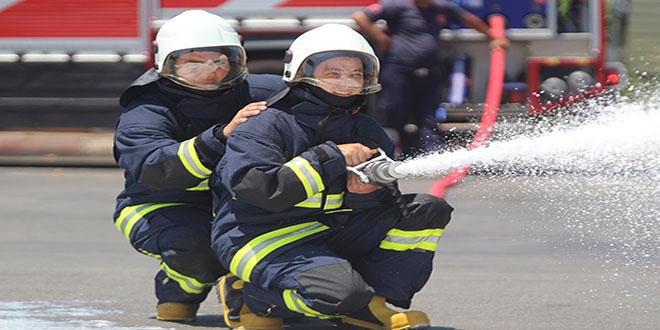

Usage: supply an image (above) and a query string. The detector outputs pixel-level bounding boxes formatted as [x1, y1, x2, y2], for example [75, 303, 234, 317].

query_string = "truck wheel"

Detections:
[523, 13, 545, 29]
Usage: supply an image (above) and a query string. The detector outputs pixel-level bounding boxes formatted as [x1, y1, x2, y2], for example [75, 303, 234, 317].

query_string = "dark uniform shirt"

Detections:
[362, 0, 466, 68]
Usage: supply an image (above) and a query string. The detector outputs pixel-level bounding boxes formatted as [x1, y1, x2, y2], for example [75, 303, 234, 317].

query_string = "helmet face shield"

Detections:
[160, 46, 247, 91]
[294, 51, 381, 95]
[175, 53, 230, 76]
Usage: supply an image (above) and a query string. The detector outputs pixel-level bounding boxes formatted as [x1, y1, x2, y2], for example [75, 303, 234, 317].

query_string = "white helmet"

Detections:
[154, 10, 247, 91]
[283, 24, 381, 95]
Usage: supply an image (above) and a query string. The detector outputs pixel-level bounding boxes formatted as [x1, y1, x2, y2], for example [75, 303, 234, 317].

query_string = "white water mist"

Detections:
[396, 99, 660, 178]
[397, 90, 660, 313]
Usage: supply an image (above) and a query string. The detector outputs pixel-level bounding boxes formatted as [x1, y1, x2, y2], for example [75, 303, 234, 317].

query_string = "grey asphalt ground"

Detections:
[1, 163, 658, 330]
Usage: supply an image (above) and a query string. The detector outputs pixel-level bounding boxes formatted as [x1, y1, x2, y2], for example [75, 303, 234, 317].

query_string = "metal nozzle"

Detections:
[362, 161, 406, 184]
[346, 147, 406, 184]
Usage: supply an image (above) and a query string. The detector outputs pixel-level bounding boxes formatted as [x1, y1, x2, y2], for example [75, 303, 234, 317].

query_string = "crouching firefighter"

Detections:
[209, 24, 454, 330]
[112, 10, 282, 322]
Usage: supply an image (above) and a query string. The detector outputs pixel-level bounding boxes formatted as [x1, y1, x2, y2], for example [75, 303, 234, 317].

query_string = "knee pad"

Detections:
[401, 193, 454, 230]
[166, 230, 227, 283]
[294, 262, 374, 315]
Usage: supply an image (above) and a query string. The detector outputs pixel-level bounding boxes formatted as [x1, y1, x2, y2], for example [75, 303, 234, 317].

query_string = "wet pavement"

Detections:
[1, 167, 658, 329]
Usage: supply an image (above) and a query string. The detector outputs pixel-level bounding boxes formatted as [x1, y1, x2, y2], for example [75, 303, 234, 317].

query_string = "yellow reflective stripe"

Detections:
[115, 203, 184, 240]
[178, 138, 212, 179]
[294, 194, 322, 208]
[323, 193, 344, 210]
[379, 228, 444, 252]
[282, 289, 331, 319]
[283, 156, 324, 197]
[325, 208, 352, 214]
[230, 222, 329, 282]
[294, 192, 343, 210]
[186, 178, 209, 191]
[137, 248, 161, 259]
[160, 261, 213, 294]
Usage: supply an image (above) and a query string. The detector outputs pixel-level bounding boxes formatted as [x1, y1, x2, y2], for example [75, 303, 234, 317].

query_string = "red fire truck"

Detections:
[0, 0, 625, 129]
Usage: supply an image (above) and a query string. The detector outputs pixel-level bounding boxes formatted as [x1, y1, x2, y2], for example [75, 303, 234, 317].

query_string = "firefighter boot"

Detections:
[218, 273, 283, 330]
[156, 302, 200, 321]
[341, 296, 430, 330]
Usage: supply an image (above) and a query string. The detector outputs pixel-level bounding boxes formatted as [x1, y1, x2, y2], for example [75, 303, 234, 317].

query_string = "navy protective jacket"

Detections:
[113, 69, 283, 219]
[210, 86, 398, 279]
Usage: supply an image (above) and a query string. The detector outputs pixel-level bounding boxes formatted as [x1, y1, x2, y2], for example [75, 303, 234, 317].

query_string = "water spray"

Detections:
[394, 102, 660, 179]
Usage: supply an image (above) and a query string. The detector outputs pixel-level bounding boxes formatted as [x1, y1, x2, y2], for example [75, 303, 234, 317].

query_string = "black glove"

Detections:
[212, 124, 228, 143]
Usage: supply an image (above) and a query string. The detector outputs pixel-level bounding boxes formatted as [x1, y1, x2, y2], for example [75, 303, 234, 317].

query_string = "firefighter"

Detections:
[351, 0, 509, 158]
[112, 10, 283, 323]
[210, 24, 454, 330]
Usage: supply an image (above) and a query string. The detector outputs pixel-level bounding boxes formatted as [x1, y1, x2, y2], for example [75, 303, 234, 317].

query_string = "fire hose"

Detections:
[347, 15, 506, 188]
[428, 14, 506, 198]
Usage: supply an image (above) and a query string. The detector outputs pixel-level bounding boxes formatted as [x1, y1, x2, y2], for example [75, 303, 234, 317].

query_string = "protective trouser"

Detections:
[379, 63, 445, 156]
[234, 193, 453, 319]
[115, 204, 227, 304]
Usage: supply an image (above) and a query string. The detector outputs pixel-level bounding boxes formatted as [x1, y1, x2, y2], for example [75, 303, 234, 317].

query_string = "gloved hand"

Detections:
[212, 124, 228, 142]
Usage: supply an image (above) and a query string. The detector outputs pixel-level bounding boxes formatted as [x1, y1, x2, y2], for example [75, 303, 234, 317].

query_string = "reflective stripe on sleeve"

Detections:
[379, 228, 444, 252]
[294, 194, 323, 208]
[229, 222, 329, 282]
[186, 178, 209, 191]
[323, 193, 344, 210]
[178, 138, 212, 179]
[283, 156, 324, 198]
[294, 192, 344, 210]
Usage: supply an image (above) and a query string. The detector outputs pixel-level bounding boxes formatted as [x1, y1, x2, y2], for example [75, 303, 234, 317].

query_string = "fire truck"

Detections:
[0, 0, 625, 130]
[438, 0, 626, 130]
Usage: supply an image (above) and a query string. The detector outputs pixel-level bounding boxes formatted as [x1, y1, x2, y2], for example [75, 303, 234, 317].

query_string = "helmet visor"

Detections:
[295, 51, 381, 95]
[161, 46, 247, 91]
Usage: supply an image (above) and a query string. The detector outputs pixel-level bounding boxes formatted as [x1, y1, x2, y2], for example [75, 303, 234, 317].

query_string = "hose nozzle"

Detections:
[346, 148, 406, 184]
[362, 161, 406, 184]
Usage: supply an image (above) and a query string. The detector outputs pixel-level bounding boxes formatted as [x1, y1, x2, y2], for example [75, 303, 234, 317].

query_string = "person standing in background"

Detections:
[606, 0, 631, 61]
[352, 0, 509, 158]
